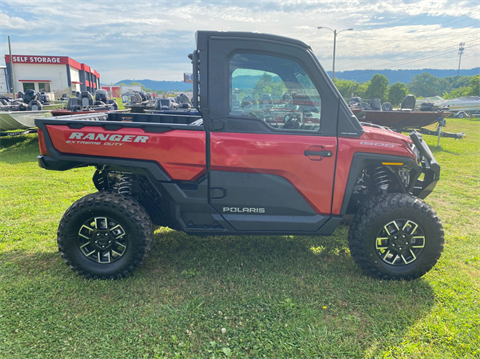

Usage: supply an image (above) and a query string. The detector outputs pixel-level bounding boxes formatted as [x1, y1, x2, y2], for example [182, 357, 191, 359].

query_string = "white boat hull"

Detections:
[438, 96, 480, 113]
[0, 111, 52, 131]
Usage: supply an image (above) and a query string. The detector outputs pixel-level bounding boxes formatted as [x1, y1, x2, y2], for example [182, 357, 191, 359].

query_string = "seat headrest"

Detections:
[382, 102, 393, 111]
[401, 95, 416, 110]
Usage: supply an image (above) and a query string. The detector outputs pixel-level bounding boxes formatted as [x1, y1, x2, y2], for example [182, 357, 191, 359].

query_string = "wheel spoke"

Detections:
[78, 233, 91, 240]
[78, 225, 94, 240]
[383, 250, 391, 261]
[384, 221, 400, 235]
[97, 252, 101, 263]
[376, 237, 389, 249]
[109, 224, 125, 239]
[79, 242, 90, 249]
[111, 249, 122, 257]
[383, 225, 390, 235]
[401, 220, 411, 231]
[410, 223, 418, 235]
[392, 221, 400, 231]
[393, 254, 400, 264]
[116, 242, 127, 250]
[94, 217, 108, 230]
[411, 236, 425, 248]
[85, 249, 96, 257]
[409, 249, 417, 260]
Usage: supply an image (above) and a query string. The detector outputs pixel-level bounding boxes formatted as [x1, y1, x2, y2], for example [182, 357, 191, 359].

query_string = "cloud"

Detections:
[0, 12, 42, 29]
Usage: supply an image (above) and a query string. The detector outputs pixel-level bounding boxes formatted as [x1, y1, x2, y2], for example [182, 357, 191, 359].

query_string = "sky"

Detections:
[1, 0, 479, 84]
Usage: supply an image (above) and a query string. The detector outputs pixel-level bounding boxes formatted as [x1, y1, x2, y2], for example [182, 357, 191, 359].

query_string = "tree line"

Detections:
[334, 73, 480, 106]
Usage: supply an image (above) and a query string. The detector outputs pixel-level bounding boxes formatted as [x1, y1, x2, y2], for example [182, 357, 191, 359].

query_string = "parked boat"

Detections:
[349, 95, 463, 145]
[437, 96, 480, 113]
[0, 110, 51, 131]
[351, 108, 449, 128]
[51, 109, 129, 117]
[51, 90, 121, 116]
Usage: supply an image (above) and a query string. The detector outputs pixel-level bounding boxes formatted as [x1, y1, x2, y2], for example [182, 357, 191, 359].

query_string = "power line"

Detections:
[341, 37, 480, 80]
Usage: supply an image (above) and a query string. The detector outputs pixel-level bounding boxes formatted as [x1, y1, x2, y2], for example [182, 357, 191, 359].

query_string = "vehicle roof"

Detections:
[195, 31, 311, 51]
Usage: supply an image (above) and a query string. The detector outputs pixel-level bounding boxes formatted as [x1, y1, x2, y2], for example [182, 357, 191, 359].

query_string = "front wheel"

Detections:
[57, 192, 153, 279]
[348, 194, 444, 280]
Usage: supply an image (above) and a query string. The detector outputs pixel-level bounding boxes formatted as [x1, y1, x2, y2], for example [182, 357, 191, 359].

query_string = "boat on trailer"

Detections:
[349, 95, 464, 146]
[437, 96, 480, 113]
[51, 90, 121, 117]
[0, 110, 52, 132]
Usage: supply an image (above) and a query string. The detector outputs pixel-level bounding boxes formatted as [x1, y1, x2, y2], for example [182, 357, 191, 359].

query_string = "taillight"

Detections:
[37, 129, 51, 156]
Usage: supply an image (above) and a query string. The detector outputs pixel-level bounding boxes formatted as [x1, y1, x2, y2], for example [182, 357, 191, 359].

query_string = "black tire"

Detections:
[57, 192, 153, 279]
[348, 194, 444, 280]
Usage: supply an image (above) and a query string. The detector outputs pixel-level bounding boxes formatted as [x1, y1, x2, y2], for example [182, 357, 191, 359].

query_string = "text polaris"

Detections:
[69, 132, 149, 143]
[223, 207, 266, 213]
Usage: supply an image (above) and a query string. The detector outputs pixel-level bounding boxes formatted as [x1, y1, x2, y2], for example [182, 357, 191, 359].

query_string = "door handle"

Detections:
[304, 150, 333, 157]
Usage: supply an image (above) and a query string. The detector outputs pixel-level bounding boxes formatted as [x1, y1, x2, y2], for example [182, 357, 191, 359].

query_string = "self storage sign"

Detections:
[11, 56, 65, 64]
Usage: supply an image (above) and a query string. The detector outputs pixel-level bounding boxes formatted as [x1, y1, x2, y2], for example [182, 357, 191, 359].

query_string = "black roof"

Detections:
[195, 31, 311, 51]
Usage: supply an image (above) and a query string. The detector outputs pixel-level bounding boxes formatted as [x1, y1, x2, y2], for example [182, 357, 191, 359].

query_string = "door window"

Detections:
[229, 53, 321, 132]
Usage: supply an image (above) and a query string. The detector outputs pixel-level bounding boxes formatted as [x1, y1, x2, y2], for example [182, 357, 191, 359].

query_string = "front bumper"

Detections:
[410, 131, 440, 199]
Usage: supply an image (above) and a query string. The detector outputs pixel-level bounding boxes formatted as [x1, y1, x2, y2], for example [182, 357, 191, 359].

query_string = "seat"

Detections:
[28, 100, 42, 111]
[401, 95, 416, 111]
[382, 102, 393, 111]
[369, 98, 382, 111]
[67, 97, 81, 111]
[79, 92, 93, 107]
[360, 102, 373, 110]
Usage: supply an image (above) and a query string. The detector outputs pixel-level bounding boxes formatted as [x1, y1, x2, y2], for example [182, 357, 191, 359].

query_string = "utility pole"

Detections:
[317, 27, 353, 81]
[8, 36, 15, 96]
[457, 42, 465, 77]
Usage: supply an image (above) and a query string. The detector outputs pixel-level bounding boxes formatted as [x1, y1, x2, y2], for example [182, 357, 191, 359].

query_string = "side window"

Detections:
[229, 53, 321, 132]
[39, 82, 51, 92]
[23, 82, 35, 92]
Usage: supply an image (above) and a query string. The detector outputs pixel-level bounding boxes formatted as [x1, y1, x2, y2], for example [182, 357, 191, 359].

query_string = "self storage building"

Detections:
[4, 55, 100, 96]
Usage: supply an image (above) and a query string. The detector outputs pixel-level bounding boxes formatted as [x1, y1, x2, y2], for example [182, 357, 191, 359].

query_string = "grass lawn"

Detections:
[0, 118, 479, 358]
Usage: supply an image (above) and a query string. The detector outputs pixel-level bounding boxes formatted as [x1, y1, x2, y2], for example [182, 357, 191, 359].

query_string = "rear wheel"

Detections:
[348, 194, 444, 280]
[57, 192, 153, 279]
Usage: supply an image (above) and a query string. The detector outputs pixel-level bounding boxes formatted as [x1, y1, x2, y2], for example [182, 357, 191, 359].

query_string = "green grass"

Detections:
[0, 118, 479, 358]
[112, 97, 126, 110]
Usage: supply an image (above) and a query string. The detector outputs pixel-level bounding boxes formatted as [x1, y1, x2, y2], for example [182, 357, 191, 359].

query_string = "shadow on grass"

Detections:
[0, 226, 436, 357]
[0, 133, 39, 164]
[0, 133, 38, 150]
[430, 145, 460, 155]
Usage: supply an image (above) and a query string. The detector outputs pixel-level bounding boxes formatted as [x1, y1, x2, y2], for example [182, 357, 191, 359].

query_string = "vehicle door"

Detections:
[204, 35, 339, 232]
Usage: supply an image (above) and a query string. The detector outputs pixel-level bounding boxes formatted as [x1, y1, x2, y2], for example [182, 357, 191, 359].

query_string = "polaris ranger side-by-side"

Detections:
[36, 31, 444, 280]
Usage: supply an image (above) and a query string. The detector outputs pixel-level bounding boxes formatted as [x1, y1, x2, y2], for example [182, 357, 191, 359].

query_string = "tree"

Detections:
[355, 82, 369, 98]
[334, 79, 358, 99]
[365, 74, 389, 101]
[468, 75, 480, 96]
[129, 82, 146, 91]
[408, 73, 441, 97]
[388, 82, 408, 106]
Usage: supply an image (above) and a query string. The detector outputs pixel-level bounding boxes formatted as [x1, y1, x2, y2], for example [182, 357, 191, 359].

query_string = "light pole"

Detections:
[317, 27, 353, 81]
[457, 42, 465, 77]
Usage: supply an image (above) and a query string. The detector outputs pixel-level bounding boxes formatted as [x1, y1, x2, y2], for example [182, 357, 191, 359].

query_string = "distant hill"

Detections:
[112, 68, 479, 91]
[331, 68, 480, 84]
[115, 79, 193, 91]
